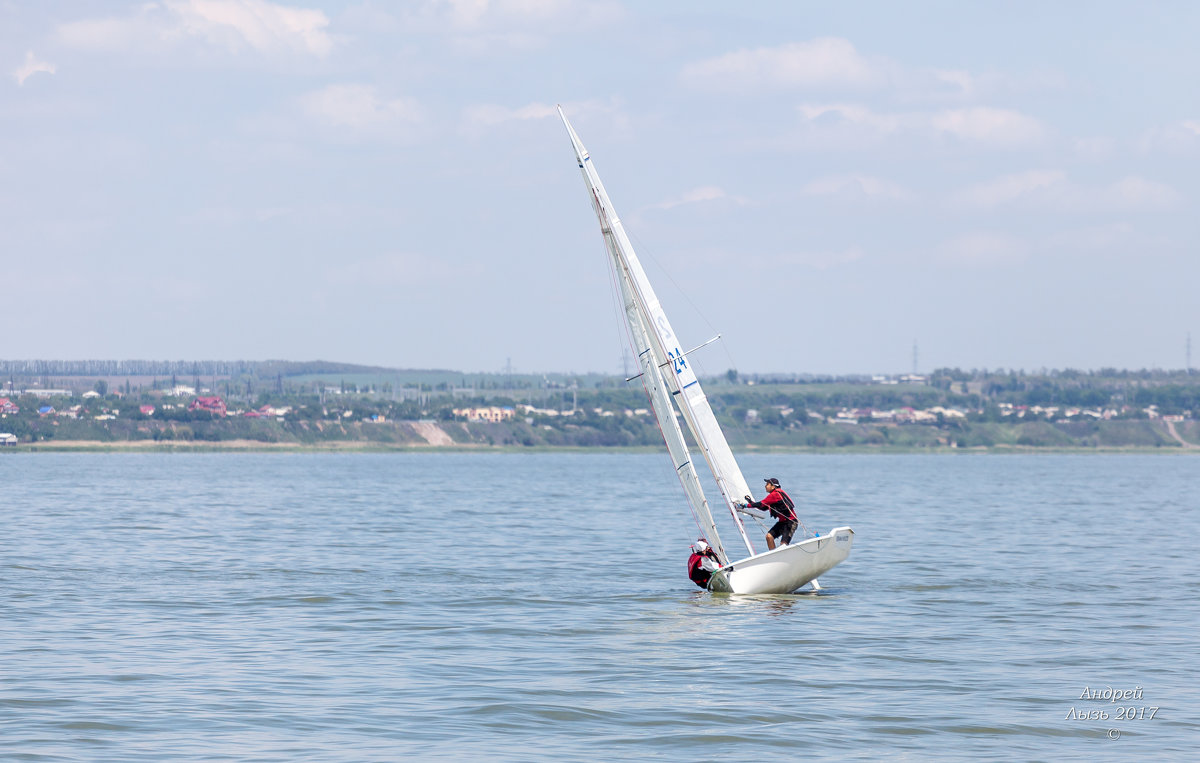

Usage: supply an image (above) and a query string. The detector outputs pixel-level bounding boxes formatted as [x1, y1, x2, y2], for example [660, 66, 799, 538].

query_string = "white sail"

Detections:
[558, 107, 756, 555]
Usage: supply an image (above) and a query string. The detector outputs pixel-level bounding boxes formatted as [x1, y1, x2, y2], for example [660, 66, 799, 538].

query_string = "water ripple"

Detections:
[1, 452, 1197, 760]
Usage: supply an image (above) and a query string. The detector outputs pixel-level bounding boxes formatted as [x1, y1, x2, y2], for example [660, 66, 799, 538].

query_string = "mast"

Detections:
[559, 106, 756, 556]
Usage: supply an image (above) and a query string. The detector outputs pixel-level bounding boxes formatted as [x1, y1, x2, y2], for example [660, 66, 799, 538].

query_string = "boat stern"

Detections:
[708, 526, 854, 594]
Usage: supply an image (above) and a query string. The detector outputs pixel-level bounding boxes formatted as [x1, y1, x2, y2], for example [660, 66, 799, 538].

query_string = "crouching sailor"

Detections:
[687, 539, 722, 589]
[737, 477, 798, 550]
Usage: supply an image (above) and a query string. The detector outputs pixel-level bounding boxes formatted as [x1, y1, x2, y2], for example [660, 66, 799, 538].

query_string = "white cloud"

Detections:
[462, 101, 559, 127]
[932, 69, 973, 97]
[460, 98, 629, 138]
[172, 0, 333, 56]
[1104, 176, 1179, 208]
[652, 186, 748, 210]
[682, 38, 884, 91]
[57, 0, 333, 58]
[910, 67, 1068, 104]
[797, 103, 902, 134]
[801, 174, 914, 202]
[939, 231, 1029, 266]
[1069, 136, 1115, 161]
[942, 222, 1146, 264]
[426, 0, 626, 29]
[1137, 119, 1200, 155]
[57, 15, 148, 52]
[437, 0, 579, 27]
[793, 102, 1044, 149]
[929, 107, 1045, 147]
[298, 84, 425, 133]
[1045, 222, 1135, 253]
[12, 51, 56, 86]
[681, 39, 1064, 104]
[954, 171, 1178, 211]
[398, 0, 624, 53]
[955, 170, 1067, 208]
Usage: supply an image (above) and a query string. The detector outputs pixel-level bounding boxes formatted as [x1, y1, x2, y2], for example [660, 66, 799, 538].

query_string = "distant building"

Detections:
[0, 398, 18, 414]
[517, 404, 563, 417]
[242, 404, 290, 419]
[24, 389, 73, 398]
[139, 405, 156, 416]
[453, 406, 515, 422]
[0, 433, 16, 446]
[189, 396, 227, 417]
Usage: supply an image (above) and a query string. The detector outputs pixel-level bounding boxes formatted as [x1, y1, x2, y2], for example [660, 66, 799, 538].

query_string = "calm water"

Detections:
[3, 452, 1198, 760]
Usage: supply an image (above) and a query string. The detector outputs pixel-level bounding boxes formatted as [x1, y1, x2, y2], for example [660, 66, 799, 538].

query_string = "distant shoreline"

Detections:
[5, 441, 1196, 455]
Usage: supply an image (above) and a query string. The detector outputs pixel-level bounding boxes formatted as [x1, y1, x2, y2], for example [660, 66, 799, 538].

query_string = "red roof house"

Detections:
[189, 396, 227, 417]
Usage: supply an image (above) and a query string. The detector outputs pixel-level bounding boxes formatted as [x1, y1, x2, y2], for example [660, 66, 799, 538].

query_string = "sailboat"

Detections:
[559, 107, 854, 594]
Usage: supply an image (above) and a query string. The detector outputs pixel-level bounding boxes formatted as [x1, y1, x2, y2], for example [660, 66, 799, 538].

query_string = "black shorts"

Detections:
[769, 519, 798, 545]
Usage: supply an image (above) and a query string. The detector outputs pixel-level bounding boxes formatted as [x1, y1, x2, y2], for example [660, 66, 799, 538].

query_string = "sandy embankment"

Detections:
[409, 421, 455, 446]
[20, 421, 467, 451]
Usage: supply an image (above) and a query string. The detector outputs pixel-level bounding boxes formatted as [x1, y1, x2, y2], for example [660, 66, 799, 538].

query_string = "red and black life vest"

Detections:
[687, 550, 720, 588]
[754, 488, 797, 522]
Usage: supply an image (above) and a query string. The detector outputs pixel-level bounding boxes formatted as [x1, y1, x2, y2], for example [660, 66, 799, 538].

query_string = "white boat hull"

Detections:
[708, 527, 854, 594]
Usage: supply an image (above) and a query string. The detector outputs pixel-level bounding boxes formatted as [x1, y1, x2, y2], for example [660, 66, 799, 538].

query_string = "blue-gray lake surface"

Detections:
[3, 452, 1198, 760]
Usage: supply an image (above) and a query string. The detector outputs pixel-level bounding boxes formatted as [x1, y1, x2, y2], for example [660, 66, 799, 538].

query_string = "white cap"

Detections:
[695, 539, 710, 552]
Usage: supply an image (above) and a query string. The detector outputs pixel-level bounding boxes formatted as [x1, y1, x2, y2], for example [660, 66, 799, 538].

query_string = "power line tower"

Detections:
[912, 340, 919, 375]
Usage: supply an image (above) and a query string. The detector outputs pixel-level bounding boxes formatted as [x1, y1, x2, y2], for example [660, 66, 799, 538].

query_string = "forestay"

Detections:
[559, 106, 756, 557]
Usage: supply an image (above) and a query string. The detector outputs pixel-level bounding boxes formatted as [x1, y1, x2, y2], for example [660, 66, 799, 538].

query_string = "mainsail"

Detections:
[559, 106, 756, 557]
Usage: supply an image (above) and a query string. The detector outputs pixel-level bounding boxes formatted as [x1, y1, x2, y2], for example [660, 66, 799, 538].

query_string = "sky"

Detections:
[3, 1, 1197, 376]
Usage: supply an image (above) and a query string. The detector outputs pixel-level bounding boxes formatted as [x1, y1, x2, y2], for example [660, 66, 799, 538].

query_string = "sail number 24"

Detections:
[667, 348, 688, 375]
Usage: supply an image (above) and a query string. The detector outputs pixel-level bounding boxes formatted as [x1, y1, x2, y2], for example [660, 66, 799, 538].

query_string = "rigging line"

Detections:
[799, 519, 813, 539]
[602, 234, 632, 380]
[743, 510, 769, 534]
[713, 342, 754, 446]
[622, 225, 758, 457]
[625, 335, 721, 381]
[624, 225, 723, 342]
[743, 510, 815, 545]
[640, 364, 709, 544]
[597, 191, 740, 558]
[605, 246, 712, 545]
[617, 246, 754, 555]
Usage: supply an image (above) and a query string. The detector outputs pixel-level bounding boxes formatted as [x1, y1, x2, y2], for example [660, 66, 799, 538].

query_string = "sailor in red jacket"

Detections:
[738, 477, 798, 550]
[687, 539, 722, 588]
